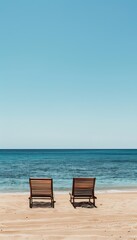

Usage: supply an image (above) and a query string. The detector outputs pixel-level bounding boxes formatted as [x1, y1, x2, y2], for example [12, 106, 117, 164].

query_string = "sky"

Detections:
[0, 0, 137, 149]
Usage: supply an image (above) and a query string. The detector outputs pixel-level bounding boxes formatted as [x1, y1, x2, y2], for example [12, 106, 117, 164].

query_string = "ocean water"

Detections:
[0, 149, 137, 192]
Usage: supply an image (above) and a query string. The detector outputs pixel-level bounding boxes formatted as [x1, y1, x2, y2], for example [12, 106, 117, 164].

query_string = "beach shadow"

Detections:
[32, 201, 55, 208]
[71, 201, 97, 209]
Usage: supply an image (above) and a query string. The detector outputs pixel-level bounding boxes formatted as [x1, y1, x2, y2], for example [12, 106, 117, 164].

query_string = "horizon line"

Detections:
[0, 148, 137, 150]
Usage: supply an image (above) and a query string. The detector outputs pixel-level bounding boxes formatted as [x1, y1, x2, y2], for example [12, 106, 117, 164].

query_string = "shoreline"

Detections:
[0, 187, 137, 195]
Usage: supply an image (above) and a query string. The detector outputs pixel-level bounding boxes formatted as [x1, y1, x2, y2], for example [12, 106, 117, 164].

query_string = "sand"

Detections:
[0, 192, 137, 240]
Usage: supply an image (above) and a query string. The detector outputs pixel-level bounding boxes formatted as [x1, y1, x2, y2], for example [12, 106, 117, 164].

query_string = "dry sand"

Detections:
[0, 192, 137, 240]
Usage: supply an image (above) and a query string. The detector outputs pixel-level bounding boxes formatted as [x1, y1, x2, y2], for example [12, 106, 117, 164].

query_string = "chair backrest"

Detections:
[29, 178, 53, 197]
[72, 178, 96, 196]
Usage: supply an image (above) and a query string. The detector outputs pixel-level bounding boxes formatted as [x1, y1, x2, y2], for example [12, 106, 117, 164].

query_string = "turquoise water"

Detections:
[0, 149, 137, 192]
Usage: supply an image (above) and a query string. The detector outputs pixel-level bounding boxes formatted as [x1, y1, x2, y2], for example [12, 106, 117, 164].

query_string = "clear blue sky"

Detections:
[0, 0, 137, 149]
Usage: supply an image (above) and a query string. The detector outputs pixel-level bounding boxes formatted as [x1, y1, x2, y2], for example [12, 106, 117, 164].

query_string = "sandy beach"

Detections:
[0, 192, 137, 240]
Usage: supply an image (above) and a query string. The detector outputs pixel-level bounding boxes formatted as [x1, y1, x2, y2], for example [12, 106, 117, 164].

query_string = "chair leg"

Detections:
[70, 195, 76, 208]
[51, 198, 54, 208]
[29, 197, 32, 208]
[93, 198, 95, 206]
[73, 198, 76, 208]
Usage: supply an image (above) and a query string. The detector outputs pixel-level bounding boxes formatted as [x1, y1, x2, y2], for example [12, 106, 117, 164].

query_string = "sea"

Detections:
[0, 149, 137, 193]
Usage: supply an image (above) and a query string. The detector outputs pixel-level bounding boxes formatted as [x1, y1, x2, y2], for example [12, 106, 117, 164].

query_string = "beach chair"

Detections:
[69, 178, 97, 207]
[29, 178, 55, 208]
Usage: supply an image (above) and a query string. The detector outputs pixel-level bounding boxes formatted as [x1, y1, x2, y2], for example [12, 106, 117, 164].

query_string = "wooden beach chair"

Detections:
[69, 178, 97, 207]
[29, 178, 55, 208]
